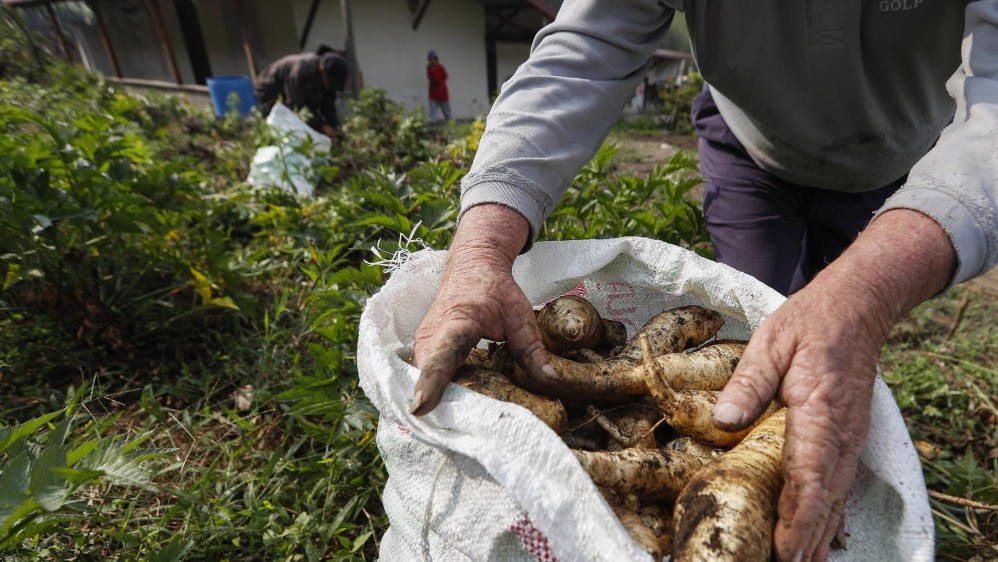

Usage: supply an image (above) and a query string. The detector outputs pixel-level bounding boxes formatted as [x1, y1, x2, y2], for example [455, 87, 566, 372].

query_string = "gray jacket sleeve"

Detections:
[876, 1, 998, 287]
[459, 0, 675, 248]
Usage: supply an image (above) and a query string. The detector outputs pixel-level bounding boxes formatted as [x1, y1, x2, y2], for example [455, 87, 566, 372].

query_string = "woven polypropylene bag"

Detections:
[357, 237, 935, 561]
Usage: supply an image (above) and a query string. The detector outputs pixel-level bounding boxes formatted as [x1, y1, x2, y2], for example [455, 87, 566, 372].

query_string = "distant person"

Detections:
[254, 51, 349, 138]
[426, 50, 451, 124]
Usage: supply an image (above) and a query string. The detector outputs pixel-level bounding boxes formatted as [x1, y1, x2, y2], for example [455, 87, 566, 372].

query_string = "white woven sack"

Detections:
[357, 237, 935, 562]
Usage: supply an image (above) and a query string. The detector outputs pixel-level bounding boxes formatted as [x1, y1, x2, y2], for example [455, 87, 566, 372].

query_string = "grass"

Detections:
[880, 286, 998, 559]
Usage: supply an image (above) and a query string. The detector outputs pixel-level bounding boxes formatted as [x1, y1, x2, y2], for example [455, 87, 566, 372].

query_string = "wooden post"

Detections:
[86, 1, 122, 78]
[411, 0, 432, 30]
[341, 0, 360, 96]
[43, 3, 72, 62]
[232, 0, 257, 81]
[145, 0, 183, 84]
[485, 34, 497, 100]
[299, 0, 321, 50]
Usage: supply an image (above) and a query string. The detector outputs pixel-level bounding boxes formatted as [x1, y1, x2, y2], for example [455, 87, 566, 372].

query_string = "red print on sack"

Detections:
[564, 282, 588, 298]
[598, 282, 637, 317]
[540, 282, 588, 308]
[510, 513, 558, 562]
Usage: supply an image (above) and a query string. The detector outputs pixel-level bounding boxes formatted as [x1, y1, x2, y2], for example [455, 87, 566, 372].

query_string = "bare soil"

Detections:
[609, 133, 699, 179]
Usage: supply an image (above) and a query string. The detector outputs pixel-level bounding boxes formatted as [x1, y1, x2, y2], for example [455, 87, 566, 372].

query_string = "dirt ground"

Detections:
[610, 133, 700, 179]
[611, 131, 998, 299]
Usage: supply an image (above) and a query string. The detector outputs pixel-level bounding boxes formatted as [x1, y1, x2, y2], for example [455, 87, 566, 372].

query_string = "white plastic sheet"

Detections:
[246, 103, 330, 197]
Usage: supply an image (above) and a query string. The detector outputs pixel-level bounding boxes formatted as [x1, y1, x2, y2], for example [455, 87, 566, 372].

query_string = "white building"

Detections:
[6, 0, 559, 120]
[7, 0, 690, 120]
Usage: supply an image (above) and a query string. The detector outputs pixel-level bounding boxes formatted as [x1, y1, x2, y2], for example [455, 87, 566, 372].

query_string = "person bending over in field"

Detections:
[254, 51, 349, 139]
[407, 2, 998, 561]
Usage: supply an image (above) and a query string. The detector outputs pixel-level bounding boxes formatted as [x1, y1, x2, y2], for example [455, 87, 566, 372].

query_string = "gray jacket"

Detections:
[461, 0, 998, 287]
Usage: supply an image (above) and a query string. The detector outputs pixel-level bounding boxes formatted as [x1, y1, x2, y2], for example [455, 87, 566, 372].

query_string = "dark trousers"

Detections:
[691, 87, 905, 296]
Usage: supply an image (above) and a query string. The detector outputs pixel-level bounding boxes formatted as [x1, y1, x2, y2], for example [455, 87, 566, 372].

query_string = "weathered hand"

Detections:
[715, 284, 880, 561]
[711, 209, 956, 561]
[409, 204, 553, 416]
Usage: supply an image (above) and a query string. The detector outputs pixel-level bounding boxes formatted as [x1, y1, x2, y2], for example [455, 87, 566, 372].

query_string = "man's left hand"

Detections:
[711, 209, 956, 561]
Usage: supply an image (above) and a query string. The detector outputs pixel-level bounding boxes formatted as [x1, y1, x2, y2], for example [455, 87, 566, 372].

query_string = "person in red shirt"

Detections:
[426, 50, 451, 124]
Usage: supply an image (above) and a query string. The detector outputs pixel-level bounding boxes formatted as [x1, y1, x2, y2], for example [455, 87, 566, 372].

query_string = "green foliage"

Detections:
[658, 71, 704, 135]
[880, 288, 998, 558]
[341, 88, 435, 172]
[543, 144, 711, 256]
[0, 98, 247, 386]
[0, 6, 53, 82]
[0, 397, 174, 555]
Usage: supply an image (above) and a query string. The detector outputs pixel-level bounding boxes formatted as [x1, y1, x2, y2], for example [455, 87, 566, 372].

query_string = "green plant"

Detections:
[880, 288, 998, 559]
[0, 5, 52, 82]
[542, 144, 711, 256]
[658, 71, 704, 135]
[340, 89, 436, 172]
[0, 394, 174, 556]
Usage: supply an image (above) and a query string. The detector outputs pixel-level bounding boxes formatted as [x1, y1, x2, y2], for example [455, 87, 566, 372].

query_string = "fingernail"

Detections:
[791, 551, 803, 562]
[835, 528, 848, 550]
[541, 363, 558, 380]
[409, 390, 426, 415]
[713, 401, 745, 427]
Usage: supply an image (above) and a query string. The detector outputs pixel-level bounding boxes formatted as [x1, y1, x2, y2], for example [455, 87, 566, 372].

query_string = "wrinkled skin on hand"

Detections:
[712, 210, 956, 562]
[409, 204, 551, 416]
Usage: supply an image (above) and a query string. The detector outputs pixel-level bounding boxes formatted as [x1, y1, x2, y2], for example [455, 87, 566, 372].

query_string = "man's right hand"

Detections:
[409, 204, 554, 416]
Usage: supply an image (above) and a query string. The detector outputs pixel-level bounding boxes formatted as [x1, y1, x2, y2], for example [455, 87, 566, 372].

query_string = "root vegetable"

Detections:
[454, 366, 568, 433]
[559, 348, 608, 363]
[612, 505, 664, 560]
[572, 448, 710, 500]
[671, 408, 787, 562]
[613, 306, 725, 365]
[637, 502, 674, 555]
[514, 306, 725, 397]
[536, 295, 626, 353]
[465, 347, 494, 368]
[665, 437, 725, 462]
[613, 340, 746, 392]
[586, 404, 659, 450]
[641, 335, 779, 447]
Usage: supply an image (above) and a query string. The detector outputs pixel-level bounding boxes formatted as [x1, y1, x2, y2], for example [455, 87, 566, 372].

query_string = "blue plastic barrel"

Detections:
[206, 75, 257, 117]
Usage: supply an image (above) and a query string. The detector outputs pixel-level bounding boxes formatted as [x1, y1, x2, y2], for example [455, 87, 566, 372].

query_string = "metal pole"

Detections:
[86, 0, 122, 78]
[145, 0, 183, 83]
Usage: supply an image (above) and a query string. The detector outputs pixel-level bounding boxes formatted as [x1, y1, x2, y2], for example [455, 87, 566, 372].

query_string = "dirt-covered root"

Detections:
[658, 389, 781, 448]
[612, 505, 664, 560]
[664, 436, 726, 462]
[587, 403, 662, 450]
[572, 447, 710, 500]
[613, 305, 725, 364]
[671, 408, 787, 562]
[536, 295, 606, 352]
[640, 334, 779, 447]
[453, 366, 568, 433]
[614, 339, 746, 392]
